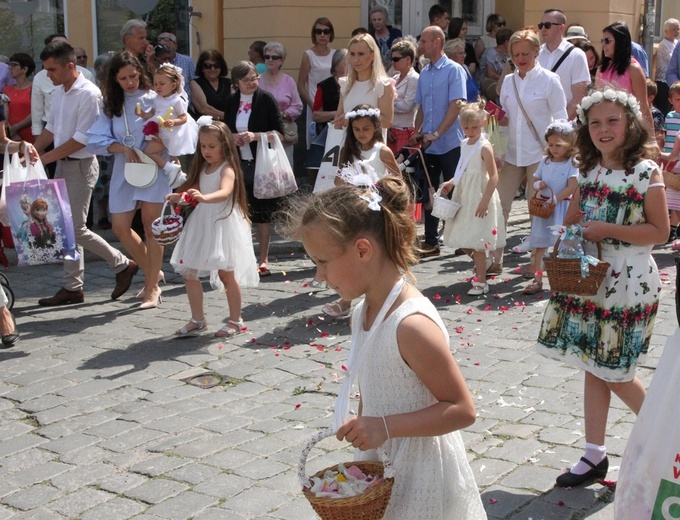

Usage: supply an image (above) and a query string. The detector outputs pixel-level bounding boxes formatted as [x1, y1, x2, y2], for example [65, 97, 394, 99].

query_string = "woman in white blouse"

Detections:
[388, 39, 418, 153]
[492, 29, 567, 270]
[655, 18, 679, 114]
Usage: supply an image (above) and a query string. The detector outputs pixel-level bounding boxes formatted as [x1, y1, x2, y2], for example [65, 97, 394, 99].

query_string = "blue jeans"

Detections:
[423, 147, 460, 246]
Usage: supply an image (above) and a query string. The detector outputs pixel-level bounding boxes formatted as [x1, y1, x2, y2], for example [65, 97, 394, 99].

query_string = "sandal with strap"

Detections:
[467, 281, 489, 296]
[522, 281, 543, 295]
[215, 319, 245, 338]
[175, 318, 207, 336]
[321, 301, 351, 318]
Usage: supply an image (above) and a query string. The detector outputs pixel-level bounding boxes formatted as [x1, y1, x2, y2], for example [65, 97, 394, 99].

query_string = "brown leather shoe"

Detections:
[38, 288, 84, 306]
[418, 242, 441, 258]
[111, 260, 139, 300]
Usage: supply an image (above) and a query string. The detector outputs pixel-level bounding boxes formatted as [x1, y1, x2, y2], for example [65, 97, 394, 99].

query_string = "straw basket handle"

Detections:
[532, 184, 554, 202]
[551, 235, 603, 260]
[159, 199, 175, 222]
[298, 427, 394, 489]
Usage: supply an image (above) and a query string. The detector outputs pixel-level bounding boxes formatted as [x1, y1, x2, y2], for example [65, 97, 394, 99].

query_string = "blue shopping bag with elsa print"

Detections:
[6, 177, 79, 266]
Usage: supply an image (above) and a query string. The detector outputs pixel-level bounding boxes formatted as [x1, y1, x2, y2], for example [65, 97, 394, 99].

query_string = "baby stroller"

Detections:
[395, 144, 433, 221]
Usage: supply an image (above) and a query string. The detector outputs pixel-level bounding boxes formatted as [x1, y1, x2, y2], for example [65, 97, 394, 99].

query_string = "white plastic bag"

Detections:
[616, 327, 680, 519]
[313, 124, 345, 194]
[0, 147, 47, 225]
[253, 132, 297, 199]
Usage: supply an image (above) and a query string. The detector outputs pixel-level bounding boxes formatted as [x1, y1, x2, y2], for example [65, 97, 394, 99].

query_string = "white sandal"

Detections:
[215, 319, 245, 338]
[467, 281, 489, 296]
[175, 318, 207, 336]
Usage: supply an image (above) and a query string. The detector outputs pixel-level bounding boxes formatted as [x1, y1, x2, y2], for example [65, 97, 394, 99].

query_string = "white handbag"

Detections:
[121, 106, 158, 189]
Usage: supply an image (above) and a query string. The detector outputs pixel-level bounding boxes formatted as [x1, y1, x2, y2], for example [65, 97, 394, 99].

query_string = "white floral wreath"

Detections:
[576, 87, 642, 125]
[546, 119, 575, 136]
[344, 107, 381, 120]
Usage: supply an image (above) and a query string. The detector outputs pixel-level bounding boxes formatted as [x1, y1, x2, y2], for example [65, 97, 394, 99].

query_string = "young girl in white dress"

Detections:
[440, 100, 505, 296]
[287, 176, 486, 519]
[167, 119, 258, 337]
[523, 120, 579, 295]
[322, 104, 401, 318]
[137, 64, 197, 187]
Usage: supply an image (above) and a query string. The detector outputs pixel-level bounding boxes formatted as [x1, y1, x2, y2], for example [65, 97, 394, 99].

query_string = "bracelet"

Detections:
[381, 415, 390, 440]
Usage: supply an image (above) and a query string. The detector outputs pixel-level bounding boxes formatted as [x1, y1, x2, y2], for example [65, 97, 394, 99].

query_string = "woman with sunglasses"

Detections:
[388, 39, 418, 154]
[297, 17, 335, 149]
[259, 42, 303, 166]
[189, 50, 231, 121]
[474, 13, 506, 60]
[225, 61, 285, 277]
[596, 22, 654, 135]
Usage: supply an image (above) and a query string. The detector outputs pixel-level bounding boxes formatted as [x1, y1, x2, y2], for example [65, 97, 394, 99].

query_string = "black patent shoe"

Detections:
[555, 456, 608, 488]
[1, 314, 19, 347]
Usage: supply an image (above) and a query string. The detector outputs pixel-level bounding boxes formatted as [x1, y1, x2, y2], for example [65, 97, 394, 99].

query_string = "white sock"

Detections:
[570, 443, 606, 475]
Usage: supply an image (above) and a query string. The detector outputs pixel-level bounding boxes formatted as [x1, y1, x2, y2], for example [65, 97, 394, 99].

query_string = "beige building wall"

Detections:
[223, 0, 360, 76]
[66, 0, 94, 60]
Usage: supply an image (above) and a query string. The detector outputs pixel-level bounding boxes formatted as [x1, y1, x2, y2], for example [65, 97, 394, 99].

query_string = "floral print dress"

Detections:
[536, 159, 662, 383]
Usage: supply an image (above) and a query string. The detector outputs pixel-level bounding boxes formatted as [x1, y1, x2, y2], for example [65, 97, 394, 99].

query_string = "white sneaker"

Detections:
[511, 238, 532, 254]
[467, 282, 489, 296]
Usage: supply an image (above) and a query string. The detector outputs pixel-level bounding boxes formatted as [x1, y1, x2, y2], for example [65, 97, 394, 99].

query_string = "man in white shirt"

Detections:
[33, 41, 137, 306]
[31, 34, 95, 138]
[537, 9, 590, 120]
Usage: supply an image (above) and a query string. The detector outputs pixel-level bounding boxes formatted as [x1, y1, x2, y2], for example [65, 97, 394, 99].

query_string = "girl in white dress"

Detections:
[440, 100, 505, 296]
[137, 64, 198, 187]
[324, 104, 400, 318]
[167, 119, 258, 337]
[287, 176, 486, 519]
[523, 120, 579, 295]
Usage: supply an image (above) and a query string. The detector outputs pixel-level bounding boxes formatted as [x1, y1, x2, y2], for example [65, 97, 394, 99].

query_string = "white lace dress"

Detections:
[353, 297, 487, 519]
[154, 93, 198, 156]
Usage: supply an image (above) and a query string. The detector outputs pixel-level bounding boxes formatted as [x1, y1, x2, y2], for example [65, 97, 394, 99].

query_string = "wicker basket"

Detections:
[544, 238, 610, 296]
[528, 186, 556, 219]
[664, 169, 680, 191]
[299, 428, 394, 520]
[431, 188, 461, 221]
[151, 200, 184, 246]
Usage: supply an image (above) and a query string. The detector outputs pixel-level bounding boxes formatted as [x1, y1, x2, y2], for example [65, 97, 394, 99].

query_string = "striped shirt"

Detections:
[664, 110, 680, 152]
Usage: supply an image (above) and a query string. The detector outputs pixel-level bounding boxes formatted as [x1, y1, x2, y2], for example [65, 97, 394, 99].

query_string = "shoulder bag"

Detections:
[122, 107, 158, 189]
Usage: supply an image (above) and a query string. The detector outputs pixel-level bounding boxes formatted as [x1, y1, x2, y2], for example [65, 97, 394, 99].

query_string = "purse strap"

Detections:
[121, 106, 137, 148]
[512, 75, 545, 153]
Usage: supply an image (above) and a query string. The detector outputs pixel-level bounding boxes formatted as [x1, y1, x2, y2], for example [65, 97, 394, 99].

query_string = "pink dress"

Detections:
[596, 58, 639, 94]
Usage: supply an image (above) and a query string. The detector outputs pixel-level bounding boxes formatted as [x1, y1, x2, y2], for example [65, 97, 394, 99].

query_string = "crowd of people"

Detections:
[1, 8, 679, 518]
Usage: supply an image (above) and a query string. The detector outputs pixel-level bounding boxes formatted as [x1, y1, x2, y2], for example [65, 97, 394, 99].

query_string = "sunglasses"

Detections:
[538, 22, 562, 30]
[314, 28, 332, 35]
[76, 55, 87, 60]
[495, 22, 506, 27]
[264, 55, 282, 61]
[240, 76, 259, 83]
[391, 56, 405, 62]
[203, 63, 219, 69]
[601, 37, 614, 45]
[158, 36, 176, 43]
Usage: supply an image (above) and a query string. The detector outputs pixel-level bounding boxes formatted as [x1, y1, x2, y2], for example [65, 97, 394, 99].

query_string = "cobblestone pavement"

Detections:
[0, 199, 677, 520]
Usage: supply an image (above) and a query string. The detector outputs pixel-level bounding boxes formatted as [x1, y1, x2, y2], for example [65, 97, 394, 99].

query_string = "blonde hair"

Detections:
[456, 99, 486, 126]
[345, 33, 389, 95]
[154, 63, 183, 94]
[508, 29, 540, 57]
[279, 177, 418, 278]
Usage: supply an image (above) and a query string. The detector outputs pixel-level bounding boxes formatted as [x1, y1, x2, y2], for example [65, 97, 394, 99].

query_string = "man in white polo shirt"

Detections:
[538, 9, 590, 120]
[33, 41, 137, 306]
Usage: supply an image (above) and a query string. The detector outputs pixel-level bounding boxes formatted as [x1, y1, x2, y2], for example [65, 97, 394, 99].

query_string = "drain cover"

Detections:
[186, 373, 222, 389]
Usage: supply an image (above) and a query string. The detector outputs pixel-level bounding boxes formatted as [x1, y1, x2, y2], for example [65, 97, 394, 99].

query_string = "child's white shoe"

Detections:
[467, 281, 489, 296]
[164, 162, 186, 189]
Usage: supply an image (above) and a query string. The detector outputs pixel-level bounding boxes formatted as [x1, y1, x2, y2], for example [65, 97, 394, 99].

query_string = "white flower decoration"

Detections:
[590, 91, 603, 103]
[345, 108, 381, 120]
[581, 97, 593, 110]
[616, 91, 628, 104]
[602, 88, 617, 101]
[576, 87, 644, 125]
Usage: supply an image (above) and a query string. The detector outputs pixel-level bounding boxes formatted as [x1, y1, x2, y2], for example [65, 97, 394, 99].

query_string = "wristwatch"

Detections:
[432, 130, 440, 139]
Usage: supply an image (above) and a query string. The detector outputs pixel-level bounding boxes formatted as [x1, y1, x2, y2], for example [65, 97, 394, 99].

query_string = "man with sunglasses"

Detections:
[537, 9, 590, 120]
[157, 32, 195, 103]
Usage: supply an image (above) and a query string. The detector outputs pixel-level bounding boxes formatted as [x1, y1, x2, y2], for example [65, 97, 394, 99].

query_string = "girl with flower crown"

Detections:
[536, 86, 668, 488]
[137, 63, 198, 187]
[321, 103, 401, 318]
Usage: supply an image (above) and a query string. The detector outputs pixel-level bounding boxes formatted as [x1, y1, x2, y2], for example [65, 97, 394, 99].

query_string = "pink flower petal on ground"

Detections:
[295, 403, 301, 409]
[535, 270, 543, 276]
[250, 338, 256, 343]
[335, 347, 342, 351]
[302, 283, 308, 288]
[491, 228, 497, 235]
[558, 501, 565, 506]
[500, 305, 509, 312]
[217, 343, 223, 349]
[455, 326, 464, 333]
[307, 319, 314, 326]
[433, 294, 441, 300]
[493, 294, 500, 299]
[283, 346, 291, 350]
[503, 277, 511, 283]
[466, 308, 474, 314]
[474, 362, 480, 366]
[275, 353, 280, 356]
[455, 295, 462, 302]
[320, 332, 330, 338]
[285, 280, 290, 284]
[484, 304, 492, 311]
[342, 365, 348, 371]
[445, 298, 451, 303]
[513, 268, 521, 274]
[472, 277, 478, 283]
[488, 498, 497, 504]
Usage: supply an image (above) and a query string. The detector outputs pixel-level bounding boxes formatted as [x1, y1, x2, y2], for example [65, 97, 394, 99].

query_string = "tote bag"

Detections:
[0, 149, 47, 225]
[6, 178, 78, 266]
[253, 132, 297, 199]
[313, 124, 345, 194]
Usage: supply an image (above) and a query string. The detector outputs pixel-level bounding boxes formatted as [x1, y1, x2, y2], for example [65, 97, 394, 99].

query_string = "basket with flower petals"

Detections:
[151, 200, 183, 245]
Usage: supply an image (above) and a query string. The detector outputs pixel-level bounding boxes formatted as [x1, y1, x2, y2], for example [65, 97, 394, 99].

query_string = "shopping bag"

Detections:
[313, 124, 345, 194]
[5, 178, 79, 266]
[253, 132, 298, 199]
[485, 115, 508, 164]
[615, 326, 680, 519]
[0, 148, 47, 225]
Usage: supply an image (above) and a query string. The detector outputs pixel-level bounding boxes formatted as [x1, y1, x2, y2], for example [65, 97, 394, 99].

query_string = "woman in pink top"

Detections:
[259, 41, 303, 166]
[596, 22, 653, 134]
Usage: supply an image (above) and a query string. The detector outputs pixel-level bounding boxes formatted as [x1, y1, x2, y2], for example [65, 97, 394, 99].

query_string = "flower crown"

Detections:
[344, 107, 381, 120]
[546, 119, 575, 136]
[196, 115, 220, 130]
[337, 162, 382, 211]
[576, 88, 642, 125]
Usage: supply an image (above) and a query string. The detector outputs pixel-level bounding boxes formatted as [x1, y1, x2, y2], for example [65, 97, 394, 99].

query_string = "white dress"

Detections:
[529, 157, 578, 248]
[355, 142, 388, 180]
[354, 297, 486, 519]
[170, 161, 259, 290]
[442, 137, 506, 252]
[340, 76, 394, 142]
[154, 92, 198, 156]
